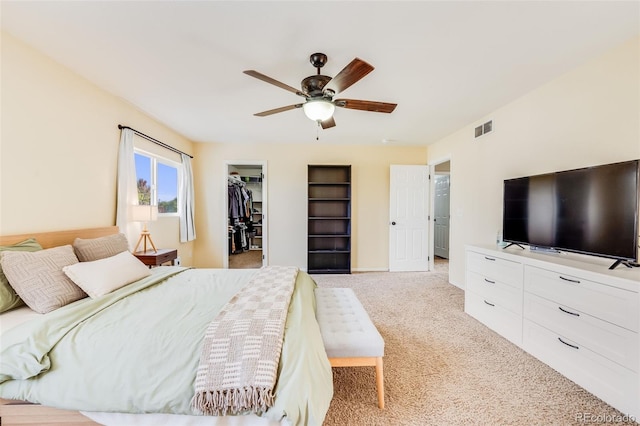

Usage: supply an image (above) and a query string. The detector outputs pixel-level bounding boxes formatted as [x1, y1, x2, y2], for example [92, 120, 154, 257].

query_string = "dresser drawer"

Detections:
[467, 251, 523, 289]
[465, 290, 522, 345]
[524, 265, 638, 332]
[524, 292, 638, 371]
[466, 270, 522, 315]
[523, 319, 638, 415]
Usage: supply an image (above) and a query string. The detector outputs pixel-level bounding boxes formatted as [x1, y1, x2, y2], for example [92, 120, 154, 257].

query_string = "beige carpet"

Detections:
[228, 250, 263, 269]
[311, 262, 634, 426]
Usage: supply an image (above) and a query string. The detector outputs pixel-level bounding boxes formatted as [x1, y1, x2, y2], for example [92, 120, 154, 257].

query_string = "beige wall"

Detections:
[0, 32, 196, 265]
[427, 36, 640, 287]
[5, 28, 636, 276]
[192, 143, 427, 270]
[1, 29, 427, 271]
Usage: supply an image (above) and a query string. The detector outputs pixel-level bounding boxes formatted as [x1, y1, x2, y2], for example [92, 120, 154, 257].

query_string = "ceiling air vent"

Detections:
[475, 120, 493, 138]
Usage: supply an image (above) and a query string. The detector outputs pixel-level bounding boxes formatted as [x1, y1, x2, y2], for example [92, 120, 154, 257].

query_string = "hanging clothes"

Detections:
[228, 175, 252, 253]
[228, 175, 247, 219]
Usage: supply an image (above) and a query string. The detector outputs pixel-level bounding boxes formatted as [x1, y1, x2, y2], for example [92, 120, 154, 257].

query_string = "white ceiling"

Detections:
[2, 1, 638, 146]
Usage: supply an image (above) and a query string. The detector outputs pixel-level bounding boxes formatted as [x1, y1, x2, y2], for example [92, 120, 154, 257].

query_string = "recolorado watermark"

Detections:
[576, 413, 637, 423]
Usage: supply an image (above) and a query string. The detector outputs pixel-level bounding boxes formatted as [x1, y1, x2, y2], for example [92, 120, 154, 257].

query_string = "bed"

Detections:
[0, 227, 333, 426]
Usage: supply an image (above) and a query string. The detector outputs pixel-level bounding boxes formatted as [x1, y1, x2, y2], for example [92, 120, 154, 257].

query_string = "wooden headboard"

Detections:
[0, 226, 119, 249]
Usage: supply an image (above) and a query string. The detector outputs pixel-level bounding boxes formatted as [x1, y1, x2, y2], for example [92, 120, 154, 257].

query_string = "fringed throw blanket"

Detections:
[191, 266, 299, 416]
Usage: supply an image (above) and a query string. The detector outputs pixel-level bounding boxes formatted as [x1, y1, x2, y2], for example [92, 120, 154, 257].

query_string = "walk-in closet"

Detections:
[227, 163, 265, 269]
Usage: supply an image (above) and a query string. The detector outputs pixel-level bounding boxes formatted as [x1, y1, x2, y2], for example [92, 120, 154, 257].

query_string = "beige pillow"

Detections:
[0, 238, 43, 313]
[73, 233, 129, 262]
[63, 251, 151, 298]
[0, 245, 86, 314]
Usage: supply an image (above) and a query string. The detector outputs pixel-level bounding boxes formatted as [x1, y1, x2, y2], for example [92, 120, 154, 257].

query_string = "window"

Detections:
[134, 151, 180, 214]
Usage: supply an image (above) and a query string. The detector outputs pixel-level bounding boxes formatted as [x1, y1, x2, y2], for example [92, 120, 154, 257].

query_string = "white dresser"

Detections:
[465, 250, 524, 345]
[465, 245, 640, 418]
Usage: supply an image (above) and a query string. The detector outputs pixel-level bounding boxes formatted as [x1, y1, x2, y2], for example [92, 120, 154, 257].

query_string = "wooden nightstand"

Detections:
[133, 248, 178, 268]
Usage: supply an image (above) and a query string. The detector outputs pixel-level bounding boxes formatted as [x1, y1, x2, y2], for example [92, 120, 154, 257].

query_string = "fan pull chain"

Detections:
[316, 121, 320, 141]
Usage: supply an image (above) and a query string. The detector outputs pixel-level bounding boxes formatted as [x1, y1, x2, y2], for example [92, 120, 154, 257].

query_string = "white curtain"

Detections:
[115, 128, 141, 249]
[179, 153, 196, 242]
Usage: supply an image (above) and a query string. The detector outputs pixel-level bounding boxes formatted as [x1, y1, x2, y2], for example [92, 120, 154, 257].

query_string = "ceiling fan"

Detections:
[243, 53, 397, 129]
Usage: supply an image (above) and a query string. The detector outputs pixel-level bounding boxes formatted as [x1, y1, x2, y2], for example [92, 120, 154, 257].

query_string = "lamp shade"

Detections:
[131, 205, 158, 222]
[302, 99, 335, 122]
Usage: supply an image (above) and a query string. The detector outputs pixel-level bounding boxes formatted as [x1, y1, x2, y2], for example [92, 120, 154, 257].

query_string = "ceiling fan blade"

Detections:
[243, 70, 308, 98]
[334, 99, 397, 113]
[324, 58, 374, 94]
[321, 116, 336, 129]
[254, 104, 303, 117]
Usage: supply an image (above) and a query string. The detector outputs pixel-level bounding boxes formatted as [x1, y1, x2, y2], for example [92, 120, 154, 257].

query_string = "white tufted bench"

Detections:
[315, 287, 385, 409]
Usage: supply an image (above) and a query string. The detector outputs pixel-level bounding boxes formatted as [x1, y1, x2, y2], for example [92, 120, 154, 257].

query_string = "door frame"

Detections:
[428, 155, 451, 273]
[223, 160, 268, 268]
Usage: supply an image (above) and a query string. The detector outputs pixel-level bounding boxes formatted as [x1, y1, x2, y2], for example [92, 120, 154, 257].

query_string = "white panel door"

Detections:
[389, 165, 430, 271]
[434, 174, 450, 259]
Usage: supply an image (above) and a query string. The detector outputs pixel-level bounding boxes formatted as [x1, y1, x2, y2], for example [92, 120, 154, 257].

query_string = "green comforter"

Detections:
[0, 267, 333, 425]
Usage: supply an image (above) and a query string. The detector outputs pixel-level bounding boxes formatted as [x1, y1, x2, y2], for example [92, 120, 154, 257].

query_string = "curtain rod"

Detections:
[118, 125, 193, 159]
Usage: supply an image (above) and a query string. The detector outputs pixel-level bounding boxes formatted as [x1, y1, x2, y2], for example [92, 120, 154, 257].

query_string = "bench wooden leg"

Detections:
[329, 357, 385, 409]
[375, 357, 385, 409]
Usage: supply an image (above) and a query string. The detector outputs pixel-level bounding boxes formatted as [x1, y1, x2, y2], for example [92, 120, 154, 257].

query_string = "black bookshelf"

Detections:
[308, 165, 351, 274]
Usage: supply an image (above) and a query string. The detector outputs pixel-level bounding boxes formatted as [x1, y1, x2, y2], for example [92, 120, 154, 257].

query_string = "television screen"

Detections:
[503, 160, 639, 263]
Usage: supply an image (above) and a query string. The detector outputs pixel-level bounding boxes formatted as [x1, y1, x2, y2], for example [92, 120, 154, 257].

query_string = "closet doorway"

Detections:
[225, 161, 267, 269]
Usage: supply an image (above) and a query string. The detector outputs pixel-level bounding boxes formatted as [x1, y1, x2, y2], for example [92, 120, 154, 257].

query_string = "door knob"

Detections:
[391, 221, 396, 225]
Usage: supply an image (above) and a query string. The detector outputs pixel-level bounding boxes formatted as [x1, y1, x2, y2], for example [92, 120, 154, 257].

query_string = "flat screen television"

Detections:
[502, 159, 639, 269]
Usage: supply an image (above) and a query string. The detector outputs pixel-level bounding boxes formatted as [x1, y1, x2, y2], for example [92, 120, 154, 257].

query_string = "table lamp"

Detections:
[132, 204, 158, 253]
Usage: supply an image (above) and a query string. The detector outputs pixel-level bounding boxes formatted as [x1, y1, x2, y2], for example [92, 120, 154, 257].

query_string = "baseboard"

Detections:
[449, 279, 464, 290]
[352, 268, 389, 272]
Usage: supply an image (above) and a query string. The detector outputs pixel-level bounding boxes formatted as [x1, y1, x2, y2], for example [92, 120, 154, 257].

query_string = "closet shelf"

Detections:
[308, 182, 350, 186]
[308, 268, 350, 274]
[239, 175, 262, 183]
[309, 217, 351, 220]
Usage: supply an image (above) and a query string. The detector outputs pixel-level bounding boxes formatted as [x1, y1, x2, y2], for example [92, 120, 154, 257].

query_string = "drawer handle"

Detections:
[484, 278, 495, 284]
[484, 256, 496, 261]
[557, 337, 579, 350]
[484, 300, 495, 307]
[558, 306, 580, 317]
[559, 275, 580, 284]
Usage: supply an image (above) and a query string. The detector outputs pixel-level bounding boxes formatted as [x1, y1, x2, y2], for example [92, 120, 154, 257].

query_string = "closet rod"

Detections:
[118, 125, 193, 158]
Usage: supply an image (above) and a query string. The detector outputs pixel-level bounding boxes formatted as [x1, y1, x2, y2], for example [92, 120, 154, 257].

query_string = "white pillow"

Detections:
[63, 251, 151, 298]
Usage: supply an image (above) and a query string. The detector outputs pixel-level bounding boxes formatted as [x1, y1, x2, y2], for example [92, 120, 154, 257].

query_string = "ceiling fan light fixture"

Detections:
[245, 53, 397, 128]
[302, 99, 335, 122]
